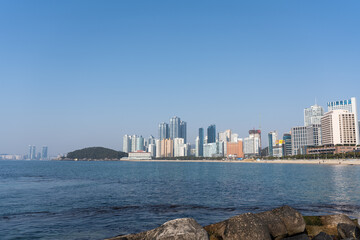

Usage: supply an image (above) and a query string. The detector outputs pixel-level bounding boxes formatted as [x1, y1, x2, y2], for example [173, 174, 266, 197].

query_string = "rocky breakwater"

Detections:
[106, 206, 360, 240]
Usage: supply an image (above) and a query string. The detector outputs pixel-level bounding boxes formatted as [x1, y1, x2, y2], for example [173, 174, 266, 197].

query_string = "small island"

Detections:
[61, 147, 128, 161]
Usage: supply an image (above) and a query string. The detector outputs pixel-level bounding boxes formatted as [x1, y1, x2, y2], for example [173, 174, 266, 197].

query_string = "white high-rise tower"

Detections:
[327, 97, 359, 145]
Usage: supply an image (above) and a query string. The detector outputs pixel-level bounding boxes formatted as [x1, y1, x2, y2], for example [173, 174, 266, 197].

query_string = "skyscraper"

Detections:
[123, 135, 132, 153]
[160, 139, 174, 157]
[41, 146, 48, 160]
[327, 97, 359, 144]
[155, 139, 161, 158]
[170, 116, 181, 139]
[174, 138, 187, 157]
[306, 124, 322, 146]
[207, 125, 216, 143]
[321, 110, 357, 145]
[136, 136, 145, 151]
[131, 135, 137, 152]
[218, 130, 231, 142]
[291, 126, 307, 155]
[244, 130, 261, 157]
[283, 133, 292, 156]
[179, 121, 187, 143]
[268, 131, 277, 156]
[29, 145, 36, 160]
[158, 122, 169, 140]
[198, 128, 204, 157]
[304, 104, 324, 127]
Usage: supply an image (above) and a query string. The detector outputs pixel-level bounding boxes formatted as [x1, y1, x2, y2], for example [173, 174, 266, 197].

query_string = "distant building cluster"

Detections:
[27, 145, 49, 160]
[286, 97, 359, 157]
[122, 97, 360, 160]
[1, 145, 49, 160]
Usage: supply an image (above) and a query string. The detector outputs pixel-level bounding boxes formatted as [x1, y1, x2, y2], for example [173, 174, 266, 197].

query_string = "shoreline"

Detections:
[119, 158, 360, 165]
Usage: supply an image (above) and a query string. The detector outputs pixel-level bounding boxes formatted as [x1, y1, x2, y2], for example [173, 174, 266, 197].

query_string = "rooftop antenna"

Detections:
[315, 97, 317, 105]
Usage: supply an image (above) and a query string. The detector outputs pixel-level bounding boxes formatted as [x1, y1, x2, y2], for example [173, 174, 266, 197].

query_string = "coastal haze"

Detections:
[0, 1, 360, 155]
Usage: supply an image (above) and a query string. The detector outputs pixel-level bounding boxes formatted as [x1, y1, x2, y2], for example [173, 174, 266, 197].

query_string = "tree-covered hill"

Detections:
[67, 147, 128, 160]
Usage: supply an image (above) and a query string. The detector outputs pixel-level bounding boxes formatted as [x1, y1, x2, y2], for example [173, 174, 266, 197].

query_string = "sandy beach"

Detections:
[121, 158, 360, 165]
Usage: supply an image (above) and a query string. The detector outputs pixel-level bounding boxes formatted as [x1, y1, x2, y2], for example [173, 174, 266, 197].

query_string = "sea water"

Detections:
[1, 160, 360, 240]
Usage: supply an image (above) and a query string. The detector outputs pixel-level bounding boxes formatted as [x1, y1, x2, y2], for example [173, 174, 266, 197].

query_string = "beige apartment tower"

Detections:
[160, 139, 174, 158]
[321, 110, 357, 145]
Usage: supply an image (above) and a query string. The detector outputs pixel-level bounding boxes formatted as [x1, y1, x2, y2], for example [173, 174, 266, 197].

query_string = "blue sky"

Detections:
[1, 0, 359, 155]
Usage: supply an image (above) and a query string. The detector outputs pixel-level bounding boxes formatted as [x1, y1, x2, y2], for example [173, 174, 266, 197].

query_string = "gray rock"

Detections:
[271, 205, 306, 236]
[110, 218, 209, 240]
[337, 223, 360, 239]
[283, 233, 310, 240]
[255, 210, 288, 239]
[321, 215, 357, 228]
[205, 212, 271, 240]
[312, 232, 333, 240]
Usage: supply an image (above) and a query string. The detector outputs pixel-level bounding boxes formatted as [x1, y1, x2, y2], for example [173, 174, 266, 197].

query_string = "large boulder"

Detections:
[109, 218, 209, 240]
[337, 223, 360, 239]
[256, 206, 304, 240]
[271, 206, 306, 236]
[205, 206, 306, 240]
[205, 213, 272, 240]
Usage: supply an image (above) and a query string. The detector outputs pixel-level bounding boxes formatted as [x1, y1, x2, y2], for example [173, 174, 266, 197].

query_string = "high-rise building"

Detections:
[170, 116, 181, 139]
[160, 139, 174, 157]
[131, 135, 137, 152]
[327, 97, 359, 145]
[291, 126, 307, 155]
[226, 140, 244, 159]
[174, 138, 186, 157]
[218, 129, 231, 156]
[273, 140, 285, 158]
[230, 133, 239, 143]
[123, 135, 132, 153]
[283, 133, 292, 156]
[207, 125, 216, 143]
[268, 131, 277, 156]
[41, 146, 48, 160]
[321, 110, 358, 145]
[203, 142, 224, 158]
[148, 144, 156, 158]
[158, 122, 169, 140]
[198, 128, 204, 157]
[147, 135, 155, 151]
[304, 104, 324, 127]
[244, 130, 261, 157]
[218, 130, 231, 142]
[135, 136, 145, 151]
[29, 145, 36, 160]
[155, 139, 161, 158]
[179, 121, 187, 143]
[306, 124, 322, 146]
[195, 136, 200, 157]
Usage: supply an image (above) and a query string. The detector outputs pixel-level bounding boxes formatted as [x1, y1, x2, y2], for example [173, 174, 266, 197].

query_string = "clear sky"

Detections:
[1, 0, 359, 155]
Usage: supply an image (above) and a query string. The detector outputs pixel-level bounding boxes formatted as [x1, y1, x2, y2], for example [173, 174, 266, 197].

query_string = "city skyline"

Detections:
[1, 1, 360, 154]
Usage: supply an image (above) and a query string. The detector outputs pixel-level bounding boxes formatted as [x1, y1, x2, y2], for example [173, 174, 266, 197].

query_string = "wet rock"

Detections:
[312, 232, 333, 240]
[204, 212, 271, 240]
[109, 218, 209, 240]
[283, 233, 310, 240]
[271, 205, 306, 236]
[337, 223, 360, 239]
